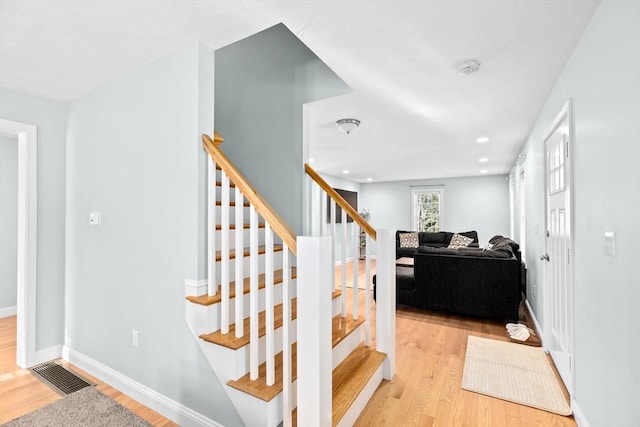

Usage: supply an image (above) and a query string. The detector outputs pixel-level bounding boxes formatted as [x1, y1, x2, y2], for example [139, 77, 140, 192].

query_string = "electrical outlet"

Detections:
[132, 330, 139, 348]
[604, 231, 616, 257]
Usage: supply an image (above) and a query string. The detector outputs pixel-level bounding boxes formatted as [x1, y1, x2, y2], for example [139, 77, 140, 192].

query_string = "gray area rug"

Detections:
[2, 387, 151, 426]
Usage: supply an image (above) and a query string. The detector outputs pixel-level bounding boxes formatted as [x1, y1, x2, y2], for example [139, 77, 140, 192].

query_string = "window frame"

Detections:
[411, 187, 444, 232]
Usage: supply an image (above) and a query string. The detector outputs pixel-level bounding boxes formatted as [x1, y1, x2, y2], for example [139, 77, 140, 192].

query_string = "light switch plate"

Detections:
[89, 211, 102, 226]
[604, 231, 615, 257]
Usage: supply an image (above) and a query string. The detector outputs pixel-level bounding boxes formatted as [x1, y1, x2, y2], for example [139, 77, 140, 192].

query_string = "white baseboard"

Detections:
[0, 305, 17, 318]
[571, 397, 590, 427]
[35, 345, 62, 365]
[64, 347, 223, 427]
[524, 298, 545, 348]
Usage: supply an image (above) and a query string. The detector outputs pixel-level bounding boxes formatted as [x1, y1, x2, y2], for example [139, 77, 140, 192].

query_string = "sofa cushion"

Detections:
[417, 245, 513, 258]
[420, 232, 446, 244]
[448, 233, 474, 249]
[398, 232, 419, 248]
[489, 235, 520, 252]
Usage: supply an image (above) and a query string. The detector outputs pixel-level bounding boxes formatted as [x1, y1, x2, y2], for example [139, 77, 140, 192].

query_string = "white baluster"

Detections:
[265, 224, 275, 385]
[208, 158, 217, 296]
[330, 200, 339, 315]
[353, 224, 359, 320]
[249, 206, 259, 380]
[341, 209, 347, 318]
[221, 173, 230, 334]
[235, 186, 244, 338]
[365, 234, 372, 346]
[282, 246, 292, 427]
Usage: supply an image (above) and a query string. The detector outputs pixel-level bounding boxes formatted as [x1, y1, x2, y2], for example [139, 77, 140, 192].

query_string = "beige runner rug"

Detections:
[461, 335, 572, 416]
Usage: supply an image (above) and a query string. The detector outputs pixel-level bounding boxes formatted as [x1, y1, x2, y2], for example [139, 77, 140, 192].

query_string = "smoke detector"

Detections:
[457, 59, 481, 75]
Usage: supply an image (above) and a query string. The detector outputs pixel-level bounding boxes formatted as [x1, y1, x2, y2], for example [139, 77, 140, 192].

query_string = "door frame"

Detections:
[542, 99, 575, 395]
[0, 119, 37, 368]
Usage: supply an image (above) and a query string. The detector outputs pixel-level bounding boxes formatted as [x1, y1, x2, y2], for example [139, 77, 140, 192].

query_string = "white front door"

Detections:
[543, 101, 574, 394]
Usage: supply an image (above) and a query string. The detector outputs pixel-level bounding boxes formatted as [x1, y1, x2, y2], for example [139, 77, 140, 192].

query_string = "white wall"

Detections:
[0, 87, 67, 349]
[215, 23, 350, 235]
[65, 43, 242, 426]
[515, 2, 640, 425]
[0, 136, 18, 312]
[360, 174, 511, 253]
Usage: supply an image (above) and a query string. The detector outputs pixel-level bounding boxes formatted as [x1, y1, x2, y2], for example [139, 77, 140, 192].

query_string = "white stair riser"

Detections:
[186, 280, 297, 334]
[226, 380, 297, 427]
[331, 323, 365, 370]
[214, 229, 267, 249]
[198, 319, 297, 382]
[212, 251, 284, 281]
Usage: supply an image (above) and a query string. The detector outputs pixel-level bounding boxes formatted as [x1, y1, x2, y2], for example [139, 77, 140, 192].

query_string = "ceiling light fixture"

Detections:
[336, 118, 360, 135]
[480, 169, 488, 174]
[342, 170, 350, 174]
[479, 157, 489, 163]
[457, 59, 481, 75]
[476, 137, 490, 143]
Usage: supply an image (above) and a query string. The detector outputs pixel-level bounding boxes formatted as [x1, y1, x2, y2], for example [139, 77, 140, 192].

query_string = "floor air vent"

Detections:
[31, 361, 93, 395]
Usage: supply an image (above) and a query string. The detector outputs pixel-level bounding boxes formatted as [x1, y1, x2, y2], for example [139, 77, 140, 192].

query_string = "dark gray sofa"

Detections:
[376, 234, 522, 321]
[396, 230, 479, 258]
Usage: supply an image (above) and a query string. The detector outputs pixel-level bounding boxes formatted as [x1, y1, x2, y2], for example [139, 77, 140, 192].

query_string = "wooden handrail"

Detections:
[304, 163, 377, 240]
[203, 134, 297, 255]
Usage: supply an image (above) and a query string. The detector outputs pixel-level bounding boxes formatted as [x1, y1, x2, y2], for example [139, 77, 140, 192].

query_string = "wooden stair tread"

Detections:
[227, 343, 298, 402]
[214, 245, 283, 262]
[200, 299, 298, 350]
[186, 269, 297, 307]
[215, 223, 265, 230]
[332, 344, 386, 426]
[225, 309, 365, 403]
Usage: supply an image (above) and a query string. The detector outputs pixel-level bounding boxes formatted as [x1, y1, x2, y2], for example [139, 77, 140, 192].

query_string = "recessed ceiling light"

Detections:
[476, 137, 490, 143]
[480, 169, 488, 174]
[479, 157, 489, 163]
[366, 177, 373, 182]
[342, 170, 350, 174]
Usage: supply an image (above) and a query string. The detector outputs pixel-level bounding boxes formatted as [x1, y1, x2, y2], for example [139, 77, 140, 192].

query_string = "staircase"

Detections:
[184, 132, 395, 426]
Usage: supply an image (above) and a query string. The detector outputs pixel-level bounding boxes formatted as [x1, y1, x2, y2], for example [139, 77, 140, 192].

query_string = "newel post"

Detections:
[297, 236, 333, 426]
[376, 229, 396, 379]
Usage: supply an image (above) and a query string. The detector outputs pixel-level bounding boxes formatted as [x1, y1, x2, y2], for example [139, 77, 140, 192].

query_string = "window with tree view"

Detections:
[412, 188, 443, 232]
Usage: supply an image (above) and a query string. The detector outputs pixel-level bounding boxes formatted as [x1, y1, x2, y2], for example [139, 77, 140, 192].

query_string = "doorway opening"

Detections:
[0, 119, 37, 368]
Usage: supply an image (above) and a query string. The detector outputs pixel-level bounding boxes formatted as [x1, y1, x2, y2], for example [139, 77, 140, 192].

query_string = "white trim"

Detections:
[571, 397, 591, 427]
[64, 347, 223, 427]
[35, 344, 62, 365]
[185, 279, 208, 297]
[524, 298, 545, 347]
[0, 119, 37, 369]
[0, 305, 18, 318]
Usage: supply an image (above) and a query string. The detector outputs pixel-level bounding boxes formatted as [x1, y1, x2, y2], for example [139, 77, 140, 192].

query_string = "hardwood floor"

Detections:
[344, 260, 576, 426]
[1, 259, 576, 426]
[0, 315, 175, 426]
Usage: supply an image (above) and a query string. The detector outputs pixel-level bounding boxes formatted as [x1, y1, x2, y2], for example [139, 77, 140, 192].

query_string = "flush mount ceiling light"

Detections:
[336, 118, 360, 135]
[457, 59, 481, 75]
[476, 136, 490, 143]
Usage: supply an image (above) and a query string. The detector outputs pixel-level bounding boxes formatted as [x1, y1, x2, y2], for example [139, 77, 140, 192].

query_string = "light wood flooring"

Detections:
[1, 259, 576, 426]
[0, 315, 175, 426]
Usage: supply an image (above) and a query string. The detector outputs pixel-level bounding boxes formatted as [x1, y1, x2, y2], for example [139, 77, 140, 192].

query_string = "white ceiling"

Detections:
[0, 0, 600, 182]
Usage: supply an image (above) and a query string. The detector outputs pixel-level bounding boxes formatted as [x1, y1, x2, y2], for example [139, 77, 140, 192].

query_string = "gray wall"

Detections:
[515, 2, 640, 425]
[65, 43, 241, 426]
[0, 87, 67, 349]
[0, 136, 18, 311]
[360, 174, 511, 253]
[215, 23, 350, 235]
